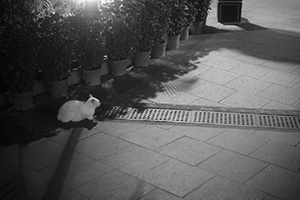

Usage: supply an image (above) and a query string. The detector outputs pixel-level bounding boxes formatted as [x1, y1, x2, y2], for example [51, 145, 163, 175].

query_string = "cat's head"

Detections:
[87, 94, 101, 108]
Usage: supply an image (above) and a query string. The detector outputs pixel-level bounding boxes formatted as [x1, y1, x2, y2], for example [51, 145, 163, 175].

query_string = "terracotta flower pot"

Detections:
[108, 58, 130, 76]
[180, 26, 190, 40]
[11, 91, 33, 111]
[48, 78, 69, 98]
[167, 34, 181, 50]
[151, 42, 167, 58]
[82, 67, 102, 86]
[133, 50, 151, 67]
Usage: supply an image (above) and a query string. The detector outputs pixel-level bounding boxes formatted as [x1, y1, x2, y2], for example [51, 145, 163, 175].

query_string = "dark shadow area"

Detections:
[0, 94, 97, 146]
[203, 18, 269, 34]
[41, 128, 82, 200]
[0, 145, 29, 200]
[235, 19, 268, 31]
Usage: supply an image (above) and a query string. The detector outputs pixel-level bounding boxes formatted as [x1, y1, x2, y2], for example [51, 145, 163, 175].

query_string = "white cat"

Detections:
[57, 94, 101, 123]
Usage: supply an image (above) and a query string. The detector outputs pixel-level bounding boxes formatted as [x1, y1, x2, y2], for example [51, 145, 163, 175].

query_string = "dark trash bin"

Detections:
[218, 0, 242, 24]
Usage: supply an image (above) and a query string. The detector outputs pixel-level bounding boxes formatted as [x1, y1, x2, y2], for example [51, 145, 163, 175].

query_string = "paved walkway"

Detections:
[1, 0, 300, 199]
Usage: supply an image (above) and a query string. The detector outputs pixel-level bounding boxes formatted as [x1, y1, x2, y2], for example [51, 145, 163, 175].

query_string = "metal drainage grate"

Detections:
[191, 111, 256, 127]
[128, 108, 191, 123]
[96, 105, 300, 130]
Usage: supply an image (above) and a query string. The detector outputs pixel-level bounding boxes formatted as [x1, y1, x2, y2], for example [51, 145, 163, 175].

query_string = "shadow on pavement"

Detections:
[0, 96, 97, 146]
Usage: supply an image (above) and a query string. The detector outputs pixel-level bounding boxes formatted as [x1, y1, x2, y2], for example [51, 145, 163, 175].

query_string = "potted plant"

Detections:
[103, 1, 138, 76]
[72, 11, 107, 86]
[131, 0, 156, 67]
[167, 0, 186, 50]
[0, 4, 39, 110]
[180, 0, 197, 40]
[151, 0, 171, 58]
[188, 0, 213, 34]
[37, 13, 76, 97]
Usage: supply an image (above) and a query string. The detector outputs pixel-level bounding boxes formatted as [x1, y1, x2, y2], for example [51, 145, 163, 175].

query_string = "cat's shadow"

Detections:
[58, 119, 98, 130]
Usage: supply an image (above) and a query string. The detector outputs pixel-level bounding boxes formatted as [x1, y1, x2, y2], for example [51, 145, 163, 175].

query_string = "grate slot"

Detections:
[202, 112, 207, 123]
[229, 113, 232, 124]
[297, 117, 300, 128]
[282, 116, 287, 127]
[275, 116, 283, 128]
[288, 117, 293, 128]
[271, 116, 278, 127]
[207, 112, 211, 123]
[283, 116, 289, 128]
[224, 113, 228, 124]
[234, 114, 243, 125]
[288, 116, 295, 128]
[155, 109, 163, 121]
[214, 112, 219, 124]
[294, 117, 300, 128]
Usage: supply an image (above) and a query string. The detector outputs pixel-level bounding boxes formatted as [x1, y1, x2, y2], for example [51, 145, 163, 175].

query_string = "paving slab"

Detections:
[29, 183, 89, 200]
[260, 70, 300, 87]
[253, 129, 300, 146]
[120, 125, 182, 150]
[261, 58, 300, 72]
[49, 127, 100, 146]
[293, 99, 300, 108]
[233, 52, 272, 65]
[245, 165, 300, 200]
[156, 136, 221, 165]
[263, 195, 285, 200]
[189, 97, 226, 107]
[220, 91, 270, 109]
[75, 169, 155, 200]
[257, 84, 300, 105]
[139, 159, 214, 197]
[23, 165, 50, 192]
[40, 153, 113, 189]
[73, 132, 131, 160]
[198, 150, 268, 183]
[202, 55, 243, 71]
[22, 140, 75, 170]
[199, 68, 240, 86]
[94, 121, 147, 137]
[292, 81, 300, 91]
[189, 82, 236, 102]
[226, 76, 271, 94]
[168, 126, 224, 142]
[153, 93, 201, 105]
[139, 188, 183, 200]
[261, 101, 298, 110]
[250, 141, 300, 171]
[293, 67, 300, 75]
[101, 144, 170, 177]
[184, 175, 267, 200]
[206, 129, 269, 155]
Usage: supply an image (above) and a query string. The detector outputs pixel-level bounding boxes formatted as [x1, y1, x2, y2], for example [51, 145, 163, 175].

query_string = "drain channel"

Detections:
[96, 105, 300, 130]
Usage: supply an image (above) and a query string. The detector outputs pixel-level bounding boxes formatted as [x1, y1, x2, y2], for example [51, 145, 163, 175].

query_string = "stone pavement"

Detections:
[1, 0, 300, 199]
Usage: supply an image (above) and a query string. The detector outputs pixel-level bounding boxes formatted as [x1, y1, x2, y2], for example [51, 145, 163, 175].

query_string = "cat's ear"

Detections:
[89, 94, 93, 98]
